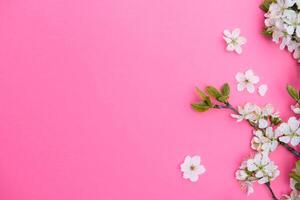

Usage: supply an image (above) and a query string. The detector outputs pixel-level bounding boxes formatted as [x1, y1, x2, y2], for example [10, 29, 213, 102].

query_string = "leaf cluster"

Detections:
[192, 83, 230, 112]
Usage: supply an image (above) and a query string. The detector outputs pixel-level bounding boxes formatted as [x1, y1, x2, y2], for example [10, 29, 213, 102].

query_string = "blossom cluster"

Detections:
[232, 103, 281, 194]
[232, 102, 300, 196]
[236, 153, 280, 195]
[192, 83, 300, 199]
[263, 0, 300, 62]
[230, 103, 280, 128]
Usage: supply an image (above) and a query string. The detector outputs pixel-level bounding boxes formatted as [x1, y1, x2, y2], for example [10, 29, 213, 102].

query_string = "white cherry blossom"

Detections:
[235, 70, 260, 93]
[231, 103, 279, 129]
[277, 117, 300, 146]
[262, 104, 279, 118]
[223, 28, 247, 54]
[251, 128, 279, 153]
[246, 153, 280, 184]
[235, 161, 255, 195]
[263, 0, 300, 62]
[180, 155, 206, 182]
[242, 181, 255, 196]
[283, 10, 300, 37]
[231, 103, 260, 122]
[236, 153, 280, 195]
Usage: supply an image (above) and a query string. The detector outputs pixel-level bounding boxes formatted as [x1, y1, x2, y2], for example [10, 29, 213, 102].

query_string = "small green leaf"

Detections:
[270, 116, 281, 125]
[296, 183, 300, 191]
[217, 96, 229, 103]
[296, 160, 300, 175]
[195, 87, 206, 100]
[203, 96, 213, 107]
[206, 86, 221, 98]
[290, 172, 300, 182]
[191, 103, 210, 112]
[260, 0, 275, 12]
[262, 28, 273, 37]
[287, 85, 299, 101]
[221, 83, 230, 96]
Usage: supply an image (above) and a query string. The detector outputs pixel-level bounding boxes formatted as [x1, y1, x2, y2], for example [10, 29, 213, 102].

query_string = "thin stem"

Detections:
[279, 141, 300, 158]
[213, 103, 239, 114]
[265, 182, 278, 200]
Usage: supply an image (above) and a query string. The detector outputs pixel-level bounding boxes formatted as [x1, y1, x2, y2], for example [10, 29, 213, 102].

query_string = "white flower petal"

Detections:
[237, 83, 245, 92]
[291, 136, 300, 146]
[246, 84, 255, 93]
[235, 46, 242, 54]
[189, 173, 199, 182]
[291, 104, 300, 114]
[258, 84, 268, 96]
[232, 28, 241, 38]
[223, 29, 232, 38]
[258, 177, 269, 184]
[245, 69, 254, 77]
[288, 117, 299, 131]
[255, 170, 264, 178]
[247, 160, 258, 171]
[250, 75, 260, 84]
[237, 37, 247, 45]
[279, 135, 291, 143]
[226, 44, 235, 51]
[191, 156, 201, 165]
[223, 36, 232, 43]
[297, 26, 300, 37]
[286, 25, 295, 35]
[235, 72, 245, 81]
[258, 118, 269, 129]
[196, 165, 206, 175]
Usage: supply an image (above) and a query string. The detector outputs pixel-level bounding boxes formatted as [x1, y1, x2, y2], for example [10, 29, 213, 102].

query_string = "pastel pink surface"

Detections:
[0, 0, 299, 199]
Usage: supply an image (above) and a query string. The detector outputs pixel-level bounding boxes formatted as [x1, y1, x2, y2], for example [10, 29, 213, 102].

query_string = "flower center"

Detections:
[190, 165, 196, 171]
[232, 38, 238, 45]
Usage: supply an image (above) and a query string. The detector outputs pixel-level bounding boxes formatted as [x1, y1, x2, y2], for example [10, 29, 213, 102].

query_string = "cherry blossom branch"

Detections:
[279, 142, 300, 158]
[244, 117, 300, 158]
[214, 102, 300, 158]
[192, 83, 300, 199]
[265, 182, 278, 200]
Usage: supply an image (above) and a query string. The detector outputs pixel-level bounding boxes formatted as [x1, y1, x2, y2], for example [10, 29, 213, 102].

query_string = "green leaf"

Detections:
[195, 87, 207, 100]
[296, 183, 300, 191]
[296, 160, 300, 175]
[260, 0, 275, 12]
[217, 96, 229, 103]
[262, 28, 273, 37]
[206, 86, 221, 98]
[221, 83, 230, 96]
[191, 103, 210, 112]
[290, 172, 300, 182]
[287, 85, 300, 101]
[270, 116, 281, 125]
[203, 96, 213, 107]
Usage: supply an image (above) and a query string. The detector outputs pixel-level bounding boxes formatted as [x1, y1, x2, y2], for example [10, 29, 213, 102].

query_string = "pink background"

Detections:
[0, 0, 300, 199]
